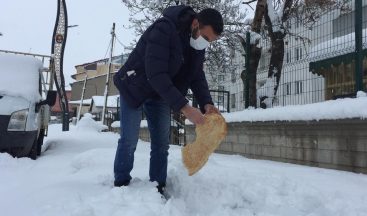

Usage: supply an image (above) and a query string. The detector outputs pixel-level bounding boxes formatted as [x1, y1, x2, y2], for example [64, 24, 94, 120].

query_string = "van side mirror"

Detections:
[39, 91, 57, 107]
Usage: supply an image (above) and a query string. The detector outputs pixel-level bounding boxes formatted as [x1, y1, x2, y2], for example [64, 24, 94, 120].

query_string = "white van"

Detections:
[0, 52, 56, 159]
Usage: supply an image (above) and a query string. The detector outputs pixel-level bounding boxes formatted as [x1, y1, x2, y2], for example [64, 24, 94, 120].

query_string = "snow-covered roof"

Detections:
[70, 95, 120, 108]
[69, 98, 93, 105]
[92, 95, 119, 108]
[0, 53, 42, 102]
[309, 29, 367, 62]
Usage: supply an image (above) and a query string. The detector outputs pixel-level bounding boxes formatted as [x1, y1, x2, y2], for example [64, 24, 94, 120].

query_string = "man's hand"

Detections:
[181, 104, 205, 125]
[204, 104, 220, 115]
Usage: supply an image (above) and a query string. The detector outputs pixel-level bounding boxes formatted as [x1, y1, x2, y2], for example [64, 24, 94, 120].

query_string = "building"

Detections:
[51, 90, 74, 120]
[70, 54, 128, 118]
[70, 54, 128, 100]
[221, 1, 366, 111]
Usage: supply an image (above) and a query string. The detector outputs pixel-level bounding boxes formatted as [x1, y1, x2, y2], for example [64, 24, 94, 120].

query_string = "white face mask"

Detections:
[190, 33, 210, 50]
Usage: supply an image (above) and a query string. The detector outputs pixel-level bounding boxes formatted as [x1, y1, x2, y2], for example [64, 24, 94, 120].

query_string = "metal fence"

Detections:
[228, 1, 367, 111]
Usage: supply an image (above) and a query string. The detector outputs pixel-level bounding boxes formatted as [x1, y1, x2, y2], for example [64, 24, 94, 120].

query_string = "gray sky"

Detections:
[1, 0, 254, 88]
[0, 0, 135, 87]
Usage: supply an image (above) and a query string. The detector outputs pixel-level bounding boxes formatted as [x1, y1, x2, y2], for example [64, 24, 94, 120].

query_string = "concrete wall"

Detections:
[138, 127, 185, 146]
[185, 119, 367, 174]
[139, 127, 151, 143]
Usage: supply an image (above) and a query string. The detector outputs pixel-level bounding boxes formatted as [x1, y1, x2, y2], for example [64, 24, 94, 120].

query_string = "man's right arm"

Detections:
[181, 104, 205, 125]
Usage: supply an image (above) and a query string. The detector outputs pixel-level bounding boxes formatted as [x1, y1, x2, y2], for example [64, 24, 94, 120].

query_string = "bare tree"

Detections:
[121, 0, 249, 89]
[237, 0, 267, 107]
[252, 0, 349, 108]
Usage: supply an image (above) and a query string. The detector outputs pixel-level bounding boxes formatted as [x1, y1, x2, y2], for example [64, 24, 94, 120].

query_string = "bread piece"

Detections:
[182, 113, 227, 176]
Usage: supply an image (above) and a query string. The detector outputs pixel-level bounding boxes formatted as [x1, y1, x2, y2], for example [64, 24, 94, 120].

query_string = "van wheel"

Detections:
[29, 137, 38, 160]
[37, 129, 45, 156]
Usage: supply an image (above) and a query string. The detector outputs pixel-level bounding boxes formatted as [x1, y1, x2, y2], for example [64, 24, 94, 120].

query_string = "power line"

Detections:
[104, 39, 112, 59]
[115, 35, 127, 50]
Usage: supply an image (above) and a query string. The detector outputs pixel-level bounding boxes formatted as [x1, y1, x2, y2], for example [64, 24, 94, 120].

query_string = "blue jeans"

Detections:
[114, 96, 171, 185]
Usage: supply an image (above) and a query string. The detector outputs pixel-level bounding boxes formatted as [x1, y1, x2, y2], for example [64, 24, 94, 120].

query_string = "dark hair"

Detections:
[197, 8, 224, 35]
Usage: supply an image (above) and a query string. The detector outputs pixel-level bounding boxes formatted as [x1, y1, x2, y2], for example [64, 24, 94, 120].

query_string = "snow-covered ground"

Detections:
[1, 122, 367, 216]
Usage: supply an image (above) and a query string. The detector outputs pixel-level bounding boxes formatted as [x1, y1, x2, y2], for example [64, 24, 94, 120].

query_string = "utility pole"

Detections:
[101, 23, 116, 125]
[77, 74, 88, 123]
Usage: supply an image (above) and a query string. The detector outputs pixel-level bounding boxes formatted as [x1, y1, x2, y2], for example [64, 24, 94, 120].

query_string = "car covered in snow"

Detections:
[0, 52, 56, 159]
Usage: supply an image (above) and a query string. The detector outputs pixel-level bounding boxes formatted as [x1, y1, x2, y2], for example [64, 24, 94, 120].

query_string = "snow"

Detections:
[92, 95, 120, 108]
[223, 95, 367, 122]
[76, 113, 108, 132]
[257, 75, 276, 98]
[357, 90, 367, 98]
[310, 29, 367, 61]
[249, 30, 262, 45]
[186, 94, 367, 124]
[141, 120, 148, 128]
[266, 0, 282, 33]
[0, 123, 366, 216]
[111, 121, 120, 128]
[110, 120, 148, 129]
[69, 98, 93, 105]
[0, 53, 42, 102]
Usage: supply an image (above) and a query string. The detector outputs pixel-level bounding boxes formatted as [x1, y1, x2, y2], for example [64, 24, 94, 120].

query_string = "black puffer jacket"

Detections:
[114, 5, 213, 112]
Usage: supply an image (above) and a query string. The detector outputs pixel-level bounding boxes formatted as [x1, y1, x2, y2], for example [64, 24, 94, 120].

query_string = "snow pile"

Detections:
[222, 96, 367, 122]
[76, 113, 108, 132]
[357, 91, 367, 98]
[111, 120, 148, 129]
[186, 96, 367, 124]
[0, 53, 42, 102]
[257, 74, 277, 108]
[111, 121, 120, 128]
[92, 95, 120, 108]
[0, 124, 366, 216]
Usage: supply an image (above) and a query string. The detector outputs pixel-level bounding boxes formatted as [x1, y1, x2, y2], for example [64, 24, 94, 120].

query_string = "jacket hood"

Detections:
[163, 5, 194, 26]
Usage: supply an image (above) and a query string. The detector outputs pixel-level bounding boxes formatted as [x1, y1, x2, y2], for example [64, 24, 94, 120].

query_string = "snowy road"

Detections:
[1, 124, 367, 216]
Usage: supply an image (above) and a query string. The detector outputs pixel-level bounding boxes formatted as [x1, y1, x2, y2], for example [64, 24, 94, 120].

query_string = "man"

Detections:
[113, 5, 224, 193]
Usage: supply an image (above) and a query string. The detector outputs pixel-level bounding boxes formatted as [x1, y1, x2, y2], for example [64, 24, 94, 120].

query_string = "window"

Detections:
[231, 71, 236, 83]
[295, 47, 303, 61]
[296, 17, 302, 28]
[260, 55, 266, 69]
[284, 83, 292, 95]
[286, 20, 292, 29]
[286, 50, 291, 63]
[295, 81, 303, 94]
[332, 5, 367, 38]
[231, 93, 236, 109]
[218, 85, 224, 91]
[239, 91, 243, 103]
[218, 75, 225, 82]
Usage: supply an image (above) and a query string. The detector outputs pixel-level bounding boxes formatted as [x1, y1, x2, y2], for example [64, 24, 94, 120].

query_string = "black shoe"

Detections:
[157, 183, 166, 195]
[114, 180, 130, 187]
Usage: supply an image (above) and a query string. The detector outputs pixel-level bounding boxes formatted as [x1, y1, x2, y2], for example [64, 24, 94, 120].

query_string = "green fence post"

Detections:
[245, 31, 251, 108]
[355, 0, 364, 92]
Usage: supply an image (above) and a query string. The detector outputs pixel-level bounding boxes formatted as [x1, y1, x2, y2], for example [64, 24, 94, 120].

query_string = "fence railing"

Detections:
[228, 2, 367, 111]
